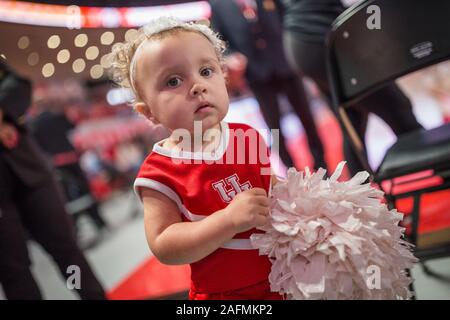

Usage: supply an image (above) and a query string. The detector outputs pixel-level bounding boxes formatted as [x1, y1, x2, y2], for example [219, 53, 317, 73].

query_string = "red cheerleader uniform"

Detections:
[134, 121, 283, 300]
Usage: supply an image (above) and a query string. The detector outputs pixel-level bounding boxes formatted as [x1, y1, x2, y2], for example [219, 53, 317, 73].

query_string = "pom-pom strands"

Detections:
[251, 162, 418, 299]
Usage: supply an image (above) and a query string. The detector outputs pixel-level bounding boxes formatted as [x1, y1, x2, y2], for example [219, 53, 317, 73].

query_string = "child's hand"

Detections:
[225, 188, 269, 234]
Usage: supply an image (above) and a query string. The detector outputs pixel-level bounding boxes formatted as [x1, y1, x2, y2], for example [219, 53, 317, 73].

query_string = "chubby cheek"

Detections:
[217, 85, 230, 118]
[155, 97, 193, 130]
[216, 101, 228, 121]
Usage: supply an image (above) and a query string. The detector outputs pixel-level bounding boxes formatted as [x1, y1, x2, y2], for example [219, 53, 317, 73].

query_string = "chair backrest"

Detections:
[327, 0, 450, 107]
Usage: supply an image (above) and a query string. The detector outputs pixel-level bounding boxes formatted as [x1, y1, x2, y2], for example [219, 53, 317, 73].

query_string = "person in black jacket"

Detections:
[29, 100, 108, 235]
[0, 60, 105, 300]
[209, 0, 327, 171]
[281, 0, 423, 174]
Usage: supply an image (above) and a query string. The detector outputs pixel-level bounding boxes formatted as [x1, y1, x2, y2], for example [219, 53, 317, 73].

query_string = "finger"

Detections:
[254, 214, 268, 227]
[257, 205, 270, 217]
[249, 187, 267, 196]
[254, 195, 269, 207]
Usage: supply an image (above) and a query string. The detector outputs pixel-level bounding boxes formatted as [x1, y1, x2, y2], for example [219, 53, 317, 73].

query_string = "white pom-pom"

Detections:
[251, 161, 418, 300]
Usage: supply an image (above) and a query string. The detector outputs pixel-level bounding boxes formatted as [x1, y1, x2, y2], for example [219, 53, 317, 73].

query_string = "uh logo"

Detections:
[212, 173, 252, 203]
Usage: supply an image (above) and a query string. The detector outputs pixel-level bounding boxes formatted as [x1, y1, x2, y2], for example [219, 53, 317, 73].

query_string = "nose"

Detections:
[190, 82, 207, 97]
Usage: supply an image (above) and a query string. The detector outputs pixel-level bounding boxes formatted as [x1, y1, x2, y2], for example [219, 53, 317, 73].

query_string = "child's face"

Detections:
[134, 31, 229, 133]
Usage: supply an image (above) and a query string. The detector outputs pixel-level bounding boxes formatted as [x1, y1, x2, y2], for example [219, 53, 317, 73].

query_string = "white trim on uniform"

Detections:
[134, 178, 205, 222]
[152, 121, 230, 161]
[221, 239, 255, 250]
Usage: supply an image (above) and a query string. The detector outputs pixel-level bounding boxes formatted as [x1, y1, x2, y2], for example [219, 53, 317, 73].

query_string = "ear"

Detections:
[221, 62, 228, 76]
[135, 102, 160, 124]
[221, 64, 229, 83]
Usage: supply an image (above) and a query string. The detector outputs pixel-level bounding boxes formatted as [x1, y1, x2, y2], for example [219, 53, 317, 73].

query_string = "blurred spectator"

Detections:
[209, 0, 327, 171]
[29, 98, 109, 236]
[423, 61, 450, 123]
[0, 60, 105, 299]
[281, 0, 423, 174]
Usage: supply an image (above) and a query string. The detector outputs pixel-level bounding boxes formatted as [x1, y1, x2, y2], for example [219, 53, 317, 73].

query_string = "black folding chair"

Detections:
[327, 0, 450, 281]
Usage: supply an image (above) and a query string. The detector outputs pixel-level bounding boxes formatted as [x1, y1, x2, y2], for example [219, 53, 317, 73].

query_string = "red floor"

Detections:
[108, 258, 190, 300]
[108, 112, 450, 300]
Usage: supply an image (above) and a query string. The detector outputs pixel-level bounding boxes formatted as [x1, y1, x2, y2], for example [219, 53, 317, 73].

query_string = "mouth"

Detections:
[195, 102, 213, 113]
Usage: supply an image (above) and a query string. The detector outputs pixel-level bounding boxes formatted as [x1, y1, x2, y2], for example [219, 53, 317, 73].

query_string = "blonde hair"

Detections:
[107, 16, 226, 103]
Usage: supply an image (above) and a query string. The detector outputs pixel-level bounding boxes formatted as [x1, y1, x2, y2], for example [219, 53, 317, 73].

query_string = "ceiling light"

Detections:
[85, 46, 99, 60]
[100, 31, 115, 45]
[72, 58, 86, 73]
[57, 49, 71, 64]
[42, 63, 55, 77]
[27, 52, 39, 66]
[18, 36, 30, 49]
[90, 64, 104, 79]
[47, 35, 61, 49]
[125, 29, 138, 42]
[100, 54, 112, 69]
[74, 33, 88, 47]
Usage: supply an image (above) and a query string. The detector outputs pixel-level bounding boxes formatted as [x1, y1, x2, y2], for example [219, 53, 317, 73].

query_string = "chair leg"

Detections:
[405, 268, 416, 300]
[410, 194, 450, 282]
[403, 196, 418, 300]
[385, 194, 395, 210]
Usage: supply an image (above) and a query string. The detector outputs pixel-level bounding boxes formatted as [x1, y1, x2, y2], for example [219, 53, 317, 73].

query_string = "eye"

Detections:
[166, 77, 182, 88]
[200, 67, 213, 77]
